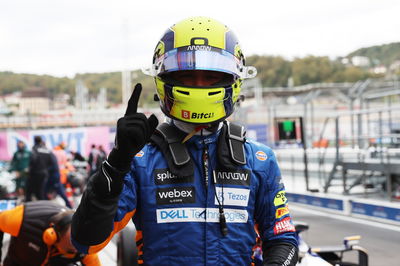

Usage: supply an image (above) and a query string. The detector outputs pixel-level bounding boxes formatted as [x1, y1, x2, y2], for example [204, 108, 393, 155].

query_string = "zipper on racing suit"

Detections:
[202, 140, 209, 264]
[203, 146, 209, 189]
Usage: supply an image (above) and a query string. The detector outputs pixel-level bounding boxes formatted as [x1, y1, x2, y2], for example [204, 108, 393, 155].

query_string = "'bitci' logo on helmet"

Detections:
[191, 112, 214, 119]
[181, 110, 215, 120]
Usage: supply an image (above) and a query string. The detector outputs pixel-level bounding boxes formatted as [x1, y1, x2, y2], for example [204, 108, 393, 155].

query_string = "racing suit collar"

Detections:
[188, 132, 220, 149]
[172, 119, 222, 136]
[170, 120, 221, 150]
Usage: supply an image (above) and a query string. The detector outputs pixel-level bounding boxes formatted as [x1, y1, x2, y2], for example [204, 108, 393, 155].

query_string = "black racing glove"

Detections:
[107, 83, 159, 171]
[263, 242, 298, 266]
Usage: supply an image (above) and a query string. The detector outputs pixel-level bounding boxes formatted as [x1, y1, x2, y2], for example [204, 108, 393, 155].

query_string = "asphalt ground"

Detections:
[290, 205, 400, 266]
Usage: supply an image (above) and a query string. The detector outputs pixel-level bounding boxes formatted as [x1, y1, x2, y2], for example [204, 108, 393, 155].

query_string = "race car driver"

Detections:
[0, 201, 100, 266]
[71, 16, 298, 265]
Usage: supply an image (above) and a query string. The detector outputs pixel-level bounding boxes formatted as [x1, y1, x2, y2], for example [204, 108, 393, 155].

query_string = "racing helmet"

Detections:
[143, 16, 257, 124]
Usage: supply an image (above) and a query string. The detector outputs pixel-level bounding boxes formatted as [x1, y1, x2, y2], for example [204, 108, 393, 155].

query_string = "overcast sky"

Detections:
[0, 0, 399, 78]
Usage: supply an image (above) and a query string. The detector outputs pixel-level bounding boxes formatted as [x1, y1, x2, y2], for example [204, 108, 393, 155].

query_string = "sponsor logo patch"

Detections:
[274, 190, 287, 206]
[215, 187, 250, 207]
[156, 187, 195, 205]
[191, 112, 214, 119]
[154, 169, 193, 185]
[181, 110, 191, 119]
[135, 150, 144, 157]
[255, 151, 267, 161]
[187, 45, 212, 51]
[276, 205, 290, 219]
[273, 217, 295, 235]
[156, 207, 248, 223]
[214, 169, 251, 186]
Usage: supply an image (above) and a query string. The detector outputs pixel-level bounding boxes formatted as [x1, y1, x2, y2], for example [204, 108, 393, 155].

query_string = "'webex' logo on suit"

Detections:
[154, 169, 193, 185]
[156, 187, 196, 205]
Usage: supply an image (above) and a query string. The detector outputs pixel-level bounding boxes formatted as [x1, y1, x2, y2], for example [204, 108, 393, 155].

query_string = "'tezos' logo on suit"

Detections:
[274, 190, 287, 206]
[214, 169, 251, 186]
[276, 205, 290, 219]
[156, 187, 195, 205]
[215, 187, 250, 207]
[255, 151, 267, 161]
[273, 217, 295, 235]
[154, 169, 194, 185]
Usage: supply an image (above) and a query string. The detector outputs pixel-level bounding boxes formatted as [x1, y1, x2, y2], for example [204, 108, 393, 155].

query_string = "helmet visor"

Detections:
[149, 47, 256, 79]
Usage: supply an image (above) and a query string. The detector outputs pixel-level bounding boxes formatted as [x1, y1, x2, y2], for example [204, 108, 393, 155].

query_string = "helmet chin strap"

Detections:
[172, 119, 222, 143]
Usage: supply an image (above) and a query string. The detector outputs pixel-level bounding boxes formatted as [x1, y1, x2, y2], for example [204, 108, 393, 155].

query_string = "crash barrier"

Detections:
[287, 192, 400, 225]
[350, 199, 400, 224]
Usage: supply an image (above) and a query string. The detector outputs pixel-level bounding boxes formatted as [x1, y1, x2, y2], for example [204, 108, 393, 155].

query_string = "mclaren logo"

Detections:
[28, 242, 40, 252]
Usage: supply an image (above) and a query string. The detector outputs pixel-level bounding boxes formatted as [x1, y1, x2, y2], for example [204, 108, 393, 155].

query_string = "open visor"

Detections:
[143, 47, 257, 79]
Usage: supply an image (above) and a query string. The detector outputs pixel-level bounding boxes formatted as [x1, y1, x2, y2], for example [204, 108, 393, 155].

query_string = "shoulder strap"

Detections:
[217, 121, 246, 170]
[156, 123, 190, 166]
[150, 121, 246, 176]
[150, 123, 193, 178]
[226, 122, 246, 165]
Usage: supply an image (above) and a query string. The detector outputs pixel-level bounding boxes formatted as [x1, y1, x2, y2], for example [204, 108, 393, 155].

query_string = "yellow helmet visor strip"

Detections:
[170, 85, 226, 123]
[155, 78, 239, 124]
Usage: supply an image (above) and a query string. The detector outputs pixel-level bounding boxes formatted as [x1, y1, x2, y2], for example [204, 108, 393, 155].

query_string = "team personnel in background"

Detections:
[72, 17, 298, 265]
[44, 153, 73, 209]
[97, 145, 107, 168]
[48, 141, 74, 208]
[87, 144, 100, 177]
[0, 201, 100, 266]
[53, 142, 69, 174]
[70, 150, 86, 162]
[8, 141, 30, 198]
[25, 136, 57, 202]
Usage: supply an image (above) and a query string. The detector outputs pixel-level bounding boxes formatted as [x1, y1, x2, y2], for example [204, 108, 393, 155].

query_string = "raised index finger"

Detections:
[125, 83, 142, 116]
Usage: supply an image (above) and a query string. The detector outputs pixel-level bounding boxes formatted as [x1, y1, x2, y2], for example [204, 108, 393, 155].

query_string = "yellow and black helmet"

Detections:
[143, 16, 257, 124]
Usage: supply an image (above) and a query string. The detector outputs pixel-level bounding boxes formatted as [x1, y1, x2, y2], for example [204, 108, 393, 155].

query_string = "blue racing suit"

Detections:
[72, 128, 298, 265]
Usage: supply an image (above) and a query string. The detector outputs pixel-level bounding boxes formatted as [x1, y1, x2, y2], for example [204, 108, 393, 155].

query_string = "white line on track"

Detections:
[290, 204, 400, 233]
